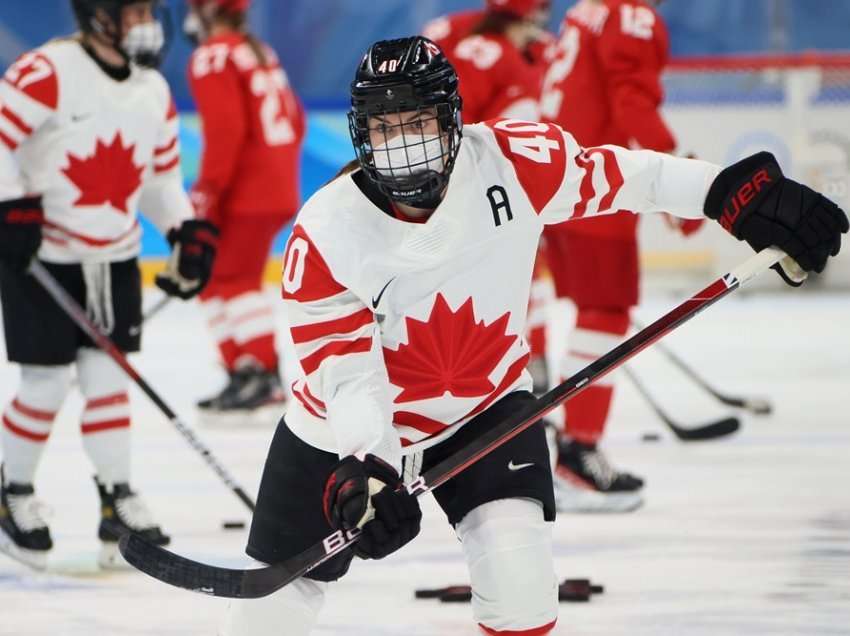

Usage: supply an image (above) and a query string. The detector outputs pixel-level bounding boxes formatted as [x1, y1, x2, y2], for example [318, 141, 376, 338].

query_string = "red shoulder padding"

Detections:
[3, 52, 58, 110]
[485, 119, 567, 214]
[281, 224, 347, 302]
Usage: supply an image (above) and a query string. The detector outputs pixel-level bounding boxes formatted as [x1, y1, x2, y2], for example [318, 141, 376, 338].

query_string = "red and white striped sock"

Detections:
[204, 297, 239, 371]
[227, 291, 279, 371]
[1, 365, 71, 484]
[560, 309, 629, 445]
[77, 350, 131, 485]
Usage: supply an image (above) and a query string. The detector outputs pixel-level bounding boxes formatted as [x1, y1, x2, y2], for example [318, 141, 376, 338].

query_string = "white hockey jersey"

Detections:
[0, 38, 193, 263]
[282, 119, 721, 470]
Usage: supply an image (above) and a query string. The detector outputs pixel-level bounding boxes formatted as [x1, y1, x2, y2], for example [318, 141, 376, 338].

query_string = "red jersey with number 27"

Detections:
[541, 0, 675, 151]
[188, 33, 305, 222]
[279, 119, 717, 469]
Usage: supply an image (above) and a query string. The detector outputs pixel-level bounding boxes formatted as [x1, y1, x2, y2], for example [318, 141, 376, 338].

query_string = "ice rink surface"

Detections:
[0, 287, 848, 636]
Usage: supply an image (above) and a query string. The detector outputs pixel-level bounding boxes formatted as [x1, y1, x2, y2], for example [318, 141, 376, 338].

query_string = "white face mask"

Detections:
[372, 134, 447, 178]
[121, 21, 164, 65]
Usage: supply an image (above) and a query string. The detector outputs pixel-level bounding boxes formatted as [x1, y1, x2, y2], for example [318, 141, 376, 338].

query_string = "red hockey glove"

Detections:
[323, 454, 422, 560]
[704, 152, 849, 286]
[155, 219, 218, 299]
[0, 196, 43, 272]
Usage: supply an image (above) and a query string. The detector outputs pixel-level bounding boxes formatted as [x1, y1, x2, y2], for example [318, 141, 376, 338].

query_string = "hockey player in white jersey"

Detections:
[0, 0, 217, 570]
[222, 38, 847, 635]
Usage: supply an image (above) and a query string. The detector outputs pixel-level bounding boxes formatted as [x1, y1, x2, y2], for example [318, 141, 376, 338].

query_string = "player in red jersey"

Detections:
[184, 0, 306, 423]
[425, 0, 554, 124]
[539, 0, 701, 512]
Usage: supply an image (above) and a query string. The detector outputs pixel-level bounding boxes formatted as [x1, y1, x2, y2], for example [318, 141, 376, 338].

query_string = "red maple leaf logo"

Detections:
[383, 294, 517, 403]
[62, 132, 144, 214]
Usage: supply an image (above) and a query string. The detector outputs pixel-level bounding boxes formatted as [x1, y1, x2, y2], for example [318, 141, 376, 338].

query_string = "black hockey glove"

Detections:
[323, 454, 422, 561]
[704, 152, 849, 286]
[155, 219, 218, 299]
[0, 196, 43, 272]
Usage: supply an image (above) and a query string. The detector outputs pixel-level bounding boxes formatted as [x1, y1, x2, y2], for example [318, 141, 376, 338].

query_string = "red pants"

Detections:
[543, 214, 639, 444]
[200, 214, 291, 371]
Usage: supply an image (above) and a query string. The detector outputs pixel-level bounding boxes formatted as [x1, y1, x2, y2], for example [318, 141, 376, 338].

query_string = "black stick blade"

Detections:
[119, 534, 248, 597]
[672, 416, 740, 441]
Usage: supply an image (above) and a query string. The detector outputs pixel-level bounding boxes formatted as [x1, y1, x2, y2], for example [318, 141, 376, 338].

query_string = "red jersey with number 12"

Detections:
[188, 33, 305, 221]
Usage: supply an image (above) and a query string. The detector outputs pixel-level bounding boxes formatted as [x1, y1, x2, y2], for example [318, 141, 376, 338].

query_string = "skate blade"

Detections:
[197, 402, 285, 429]
[98, 541, 132, 570]
[553, 478, 644, 514]
[0, 531, 49, 571]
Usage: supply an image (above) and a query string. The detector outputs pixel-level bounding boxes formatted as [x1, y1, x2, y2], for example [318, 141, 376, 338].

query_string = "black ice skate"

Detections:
[0, 464, 52, 570]
[96, 478, 169, 569]
[553, 438, 645, 513]
[197, 364, 286, 427]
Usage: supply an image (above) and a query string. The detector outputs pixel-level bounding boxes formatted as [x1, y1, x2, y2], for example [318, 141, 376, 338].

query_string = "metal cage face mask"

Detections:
[349, 100, 462, 209]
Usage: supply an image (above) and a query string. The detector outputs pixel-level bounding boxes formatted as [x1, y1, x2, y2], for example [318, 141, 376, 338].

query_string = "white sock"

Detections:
[77, 349, 131, 484]
[1, 365, 71, 484]
[220, 577, 326, 636]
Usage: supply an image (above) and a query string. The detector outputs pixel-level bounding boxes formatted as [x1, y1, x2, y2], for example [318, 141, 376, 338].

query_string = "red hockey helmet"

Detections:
[485, 0, 548, 19]
[187, 0, 251, 11]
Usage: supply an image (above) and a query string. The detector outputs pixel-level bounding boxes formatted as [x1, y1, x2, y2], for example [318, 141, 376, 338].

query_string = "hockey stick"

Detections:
[27, 261, 256, 512]
[622, 365, 739, 441]
[117, 247, 793, 599]
[631, 318, 773, 415]
[142, 294, 173, 325]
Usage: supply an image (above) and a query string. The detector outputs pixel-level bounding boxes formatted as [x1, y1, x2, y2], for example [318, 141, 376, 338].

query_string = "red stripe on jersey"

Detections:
[587, 147, 624, 213]
[3, 415, 49, 442]
[299, 337, 372, 375]
[85, 392, 129, 410]
[166, 98, 178, 121]
[81, 417, 131, 434]
[302, 383, 326, 410]
[12, 399, 55, 421]
[573, 152, 596, 218]
[0, 106, 32, 135]
[281, 224, 347, 302]
[479, 619, 558, 635]
[292, 386, 325, 419]
[43, 219, 140, 247]
[290, 308, 374, 344]
[462, 353, 530, 422]
[154, 156, 180, 174]
[155, 136, 178, 156]
[0, 129, 18, 150]
[393, 411, 449, 436]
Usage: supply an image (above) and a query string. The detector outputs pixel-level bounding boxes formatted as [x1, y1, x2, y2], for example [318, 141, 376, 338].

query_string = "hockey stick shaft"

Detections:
[118, 247, 787, 599]
[621, 364, 739, 441]
[143, 294, 172, 324]
[631, 318, 773, 414]
[28, 261, 255, 512]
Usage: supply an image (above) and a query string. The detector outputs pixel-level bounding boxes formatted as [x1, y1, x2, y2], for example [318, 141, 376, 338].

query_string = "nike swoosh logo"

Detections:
[128, 325, 142, 337]
[71, 113, 92, 123]
[508, 461, 534, 472]
[371, 277, 395, 310]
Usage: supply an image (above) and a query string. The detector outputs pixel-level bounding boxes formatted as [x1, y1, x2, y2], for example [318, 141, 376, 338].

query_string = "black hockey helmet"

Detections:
[348, 36, 463, 209]
[71, 0, 169, 68]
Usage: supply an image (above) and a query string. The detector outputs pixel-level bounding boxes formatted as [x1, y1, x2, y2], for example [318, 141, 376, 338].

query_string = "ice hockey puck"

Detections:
[222, 520, 246, 530]
[641, 432, 662, 442]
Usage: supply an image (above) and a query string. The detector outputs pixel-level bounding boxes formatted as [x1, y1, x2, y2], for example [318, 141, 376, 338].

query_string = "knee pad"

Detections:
[220, 577, 326, 636]
[76, 349, 128, 399]
[456, 499, 558, 634]
[18, 364, 73, 411]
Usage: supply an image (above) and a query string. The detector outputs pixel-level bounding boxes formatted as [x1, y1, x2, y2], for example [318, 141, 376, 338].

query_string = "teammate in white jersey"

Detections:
[222, 37, 847, 635]
[0, 0, 217, 570]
